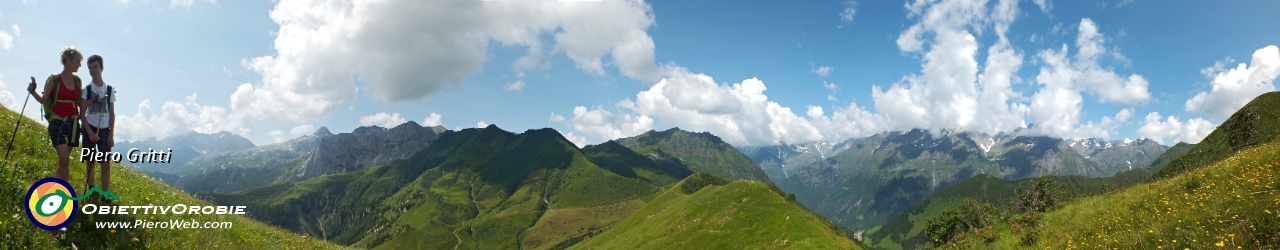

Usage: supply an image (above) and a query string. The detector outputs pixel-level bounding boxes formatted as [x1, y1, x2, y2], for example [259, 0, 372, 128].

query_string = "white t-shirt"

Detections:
[82, 82, 116, 128]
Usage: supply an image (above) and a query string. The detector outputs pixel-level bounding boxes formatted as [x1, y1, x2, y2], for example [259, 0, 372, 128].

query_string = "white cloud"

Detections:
[561, 131, 588, 148]
[11, 24, 19, 37]
[359, 112, 406, 128]
[1048, 18, 1151, 104]
[422, 112, 443, 126]
[1137, 112, 1216, 145]
[1185, 45, 1280, 118]
[289, 124, 315, 137]
[840, 1, 858, 23]
[0, 76, 16, 110]
[503, 80, 526, 91]
[269, 130, 285, 143]
[873, 0, 1029, 135]
[823, 81, 839, 91]
[0, 30, 13, 50]
[1068, 108, 1133, 139]
[813, 66, 833, 77]
[237, 0, 659, 123]
[567, 105, 653, 143]
[1031, 0, 1052, 13]
[587, 66, 887, 146]
[477, 121, 489, 128]
[549, 112, 565, 122]
[115, 96, 254, 142]
[1024, 18, 1151, 138]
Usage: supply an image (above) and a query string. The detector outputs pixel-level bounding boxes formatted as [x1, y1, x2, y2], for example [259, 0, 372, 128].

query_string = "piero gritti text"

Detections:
[79, 148, 175, 163]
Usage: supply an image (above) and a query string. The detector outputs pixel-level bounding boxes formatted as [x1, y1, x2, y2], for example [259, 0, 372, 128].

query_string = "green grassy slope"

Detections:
[571, 173, 861, 250]
[0, 106, 341, 249]
[864, 142, 1197, 249]
[956, 141, 1280, 249]
[863, 169, 1153, 249]
[616, 128, 774, 184]
[1152, 91, 1280, 179]
[208, 125, 690, 249]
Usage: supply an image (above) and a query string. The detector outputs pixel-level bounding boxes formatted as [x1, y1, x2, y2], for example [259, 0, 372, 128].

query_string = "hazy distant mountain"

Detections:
[167, 126, 333, 193]
[116, 131, 256, 173]
[739, 141, 856, 184]
[760, 128, 1166, 233]
[615, 128, 774, 184]
[158, 122, 446, 194]
[291, 121, 447, 181]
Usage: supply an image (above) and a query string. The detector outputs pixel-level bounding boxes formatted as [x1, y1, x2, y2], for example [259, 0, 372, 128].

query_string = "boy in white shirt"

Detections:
[81, 54, 116, 192]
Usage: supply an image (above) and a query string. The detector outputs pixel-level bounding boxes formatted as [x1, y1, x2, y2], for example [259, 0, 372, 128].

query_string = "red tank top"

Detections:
[53, 77, 79, 117]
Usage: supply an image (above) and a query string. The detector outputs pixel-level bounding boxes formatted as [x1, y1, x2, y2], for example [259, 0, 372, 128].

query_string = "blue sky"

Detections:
[0, 0, 1277, 147]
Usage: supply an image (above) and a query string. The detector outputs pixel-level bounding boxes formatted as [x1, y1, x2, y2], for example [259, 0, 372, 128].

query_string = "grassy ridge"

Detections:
[571, 173, 860, 249]
[0, 106, 341, 249]
[1152, 91, 1280, 179]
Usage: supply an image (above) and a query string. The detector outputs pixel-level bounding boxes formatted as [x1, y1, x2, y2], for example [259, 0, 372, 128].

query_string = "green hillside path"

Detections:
[0, 106, 343, 249]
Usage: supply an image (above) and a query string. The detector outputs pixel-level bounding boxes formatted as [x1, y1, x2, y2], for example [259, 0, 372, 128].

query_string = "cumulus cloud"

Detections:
[359, 112, 406, 128]
[477, 121, 489, 128]
[289, 124, 314, 137]
[1025, 18, 1151, 138]
[1137, 112, 1216, 145]
[503, 80, 526, 91]
[874, 0, 1029, 135]
[812, 66, 834, 77]
[11, 24, 18, 37]
[560, 131, 588, 148]
[0, 30, 13, 50]
[115, 96, 254, 142]
[236, 0, 660, 123]
[566, 106, 653, 142]
[422, 112, 443, 126]
[549, 112, 565, 122]
[562, 67, 887, 146]
[1184, 45, 1280, 118]
[269, 130, 285, 143]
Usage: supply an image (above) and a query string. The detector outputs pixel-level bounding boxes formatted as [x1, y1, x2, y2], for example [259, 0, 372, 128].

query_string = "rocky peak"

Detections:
[313, 126, 333, 137]
[292, 121, 446, 181]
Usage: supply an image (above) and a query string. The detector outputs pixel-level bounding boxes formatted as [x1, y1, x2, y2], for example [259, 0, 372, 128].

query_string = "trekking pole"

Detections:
[4, 77, 34, 162]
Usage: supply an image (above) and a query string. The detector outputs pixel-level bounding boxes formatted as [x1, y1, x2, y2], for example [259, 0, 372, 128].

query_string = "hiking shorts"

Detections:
[81, 124, 112, 154]
[47, 119, 79, 147]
